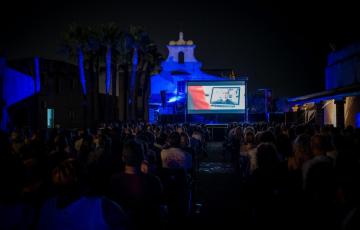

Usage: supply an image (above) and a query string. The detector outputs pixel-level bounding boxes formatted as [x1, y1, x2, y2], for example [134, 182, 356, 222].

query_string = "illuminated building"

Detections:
[149, 32, 226, 122]
[288, 43, 360, 127]
[0, 58, 86, 130]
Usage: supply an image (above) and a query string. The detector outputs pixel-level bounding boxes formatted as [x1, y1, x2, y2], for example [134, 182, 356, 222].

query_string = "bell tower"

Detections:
[166, 32, 198, 63]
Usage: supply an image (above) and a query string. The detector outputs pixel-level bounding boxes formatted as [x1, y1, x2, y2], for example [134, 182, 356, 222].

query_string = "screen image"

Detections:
[187, 81, 246, 114]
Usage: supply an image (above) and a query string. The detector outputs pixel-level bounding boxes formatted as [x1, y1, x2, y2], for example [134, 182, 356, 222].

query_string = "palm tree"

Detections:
[98, 23, 122, 122]
[86, 26, 103, 126]
[122, 25, 162, 121]
[138, 44, 163, 120]
[98, 23, 121, 94]
[62, 23, 89, 96]
[62, 24, 91, 127]
[116, 28, 136, 121]
[62, 23, 162, 123]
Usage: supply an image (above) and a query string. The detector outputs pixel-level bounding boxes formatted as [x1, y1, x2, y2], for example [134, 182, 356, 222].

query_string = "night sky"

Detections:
[1, 1, 359, 97]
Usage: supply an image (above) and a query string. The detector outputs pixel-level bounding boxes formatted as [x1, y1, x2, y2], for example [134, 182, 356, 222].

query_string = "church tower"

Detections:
[162, 32, 203, 73]
[149, 32, 223, 122]
[166, 32, 198, 63]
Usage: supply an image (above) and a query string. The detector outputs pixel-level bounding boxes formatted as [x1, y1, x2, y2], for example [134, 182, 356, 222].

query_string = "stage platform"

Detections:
[154, 112, 284, 125]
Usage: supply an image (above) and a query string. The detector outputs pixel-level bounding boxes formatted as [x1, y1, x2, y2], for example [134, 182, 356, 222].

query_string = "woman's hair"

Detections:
[244, 130, 255, 144]
[52, 158, 80, 187]
[180, 132, 190, 147]
[293, 134, 311, 158]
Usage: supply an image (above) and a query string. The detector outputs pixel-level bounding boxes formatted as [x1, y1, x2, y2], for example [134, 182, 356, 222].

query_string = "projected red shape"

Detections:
[188, 86, 210, 110]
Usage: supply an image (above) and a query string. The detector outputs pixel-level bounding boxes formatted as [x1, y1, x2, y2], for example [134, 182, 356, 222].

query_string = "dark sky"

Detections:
[1, 0, 359, 97]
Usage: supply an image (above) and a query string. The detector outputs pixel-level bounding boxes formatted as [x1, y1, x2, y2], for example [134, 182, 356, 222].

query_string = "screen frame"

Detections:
[186, 80, 247, 114]
[210, 87, 241, 105]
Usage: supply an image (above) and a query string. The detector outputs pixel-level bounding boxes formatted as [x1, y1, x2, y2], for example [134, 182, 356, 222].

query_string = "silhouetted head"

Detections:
[257, 143, 279, 170]
[167, 132, 181, 147]
[180, 132, 190, 148]
[244, 130, 255, 145]
[259, 130, 276, 144]
[293, 134, 312, 161]
[311, 134, 327, 156]
[234, 126, 243, 140]
[122, 140, 144, 167]
[52, 158, 80, 190]
[276, 133, 292, 159]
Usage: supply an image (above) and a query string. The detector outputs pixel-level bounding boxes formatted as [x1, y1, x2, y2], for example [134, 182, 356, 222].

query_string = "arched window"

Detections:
[178, 51, 184, 64]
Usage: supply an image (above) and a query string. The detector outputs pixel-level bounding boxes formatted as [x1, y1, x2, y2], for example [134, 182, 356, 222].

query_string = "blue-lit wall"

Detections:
[0, 59, 39, 130]
[150, 60, 222, 104]
[149, 41, 226, 123]
[149, 64, 223, 120]
[325, 43, 360, 90]
[356, 112, 360, 128]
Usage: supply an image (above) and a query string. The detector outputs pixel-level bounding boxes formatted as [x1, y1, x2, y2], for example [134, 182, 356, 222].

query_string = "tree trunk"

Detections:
[129, 48, 138, 121]
[105, 47, 112, 122]
[121, 64, 129, 122]
[78, 49, 87, 96]
[94, 54, 100, 124]
[142, 66, 151, 122]
[138, 61, 148, 121]
[112, 60, 118, 121]
[88, 54, 96, 128]
[78, 49, 88, 128]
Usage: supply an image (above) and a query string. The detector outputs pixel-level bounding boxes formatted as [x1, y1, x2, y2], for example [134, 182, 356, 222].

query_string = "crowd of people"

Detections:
[225, 122, 360, 230]
[0, 123, 208, 229]
[0, 121, 359, 229]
